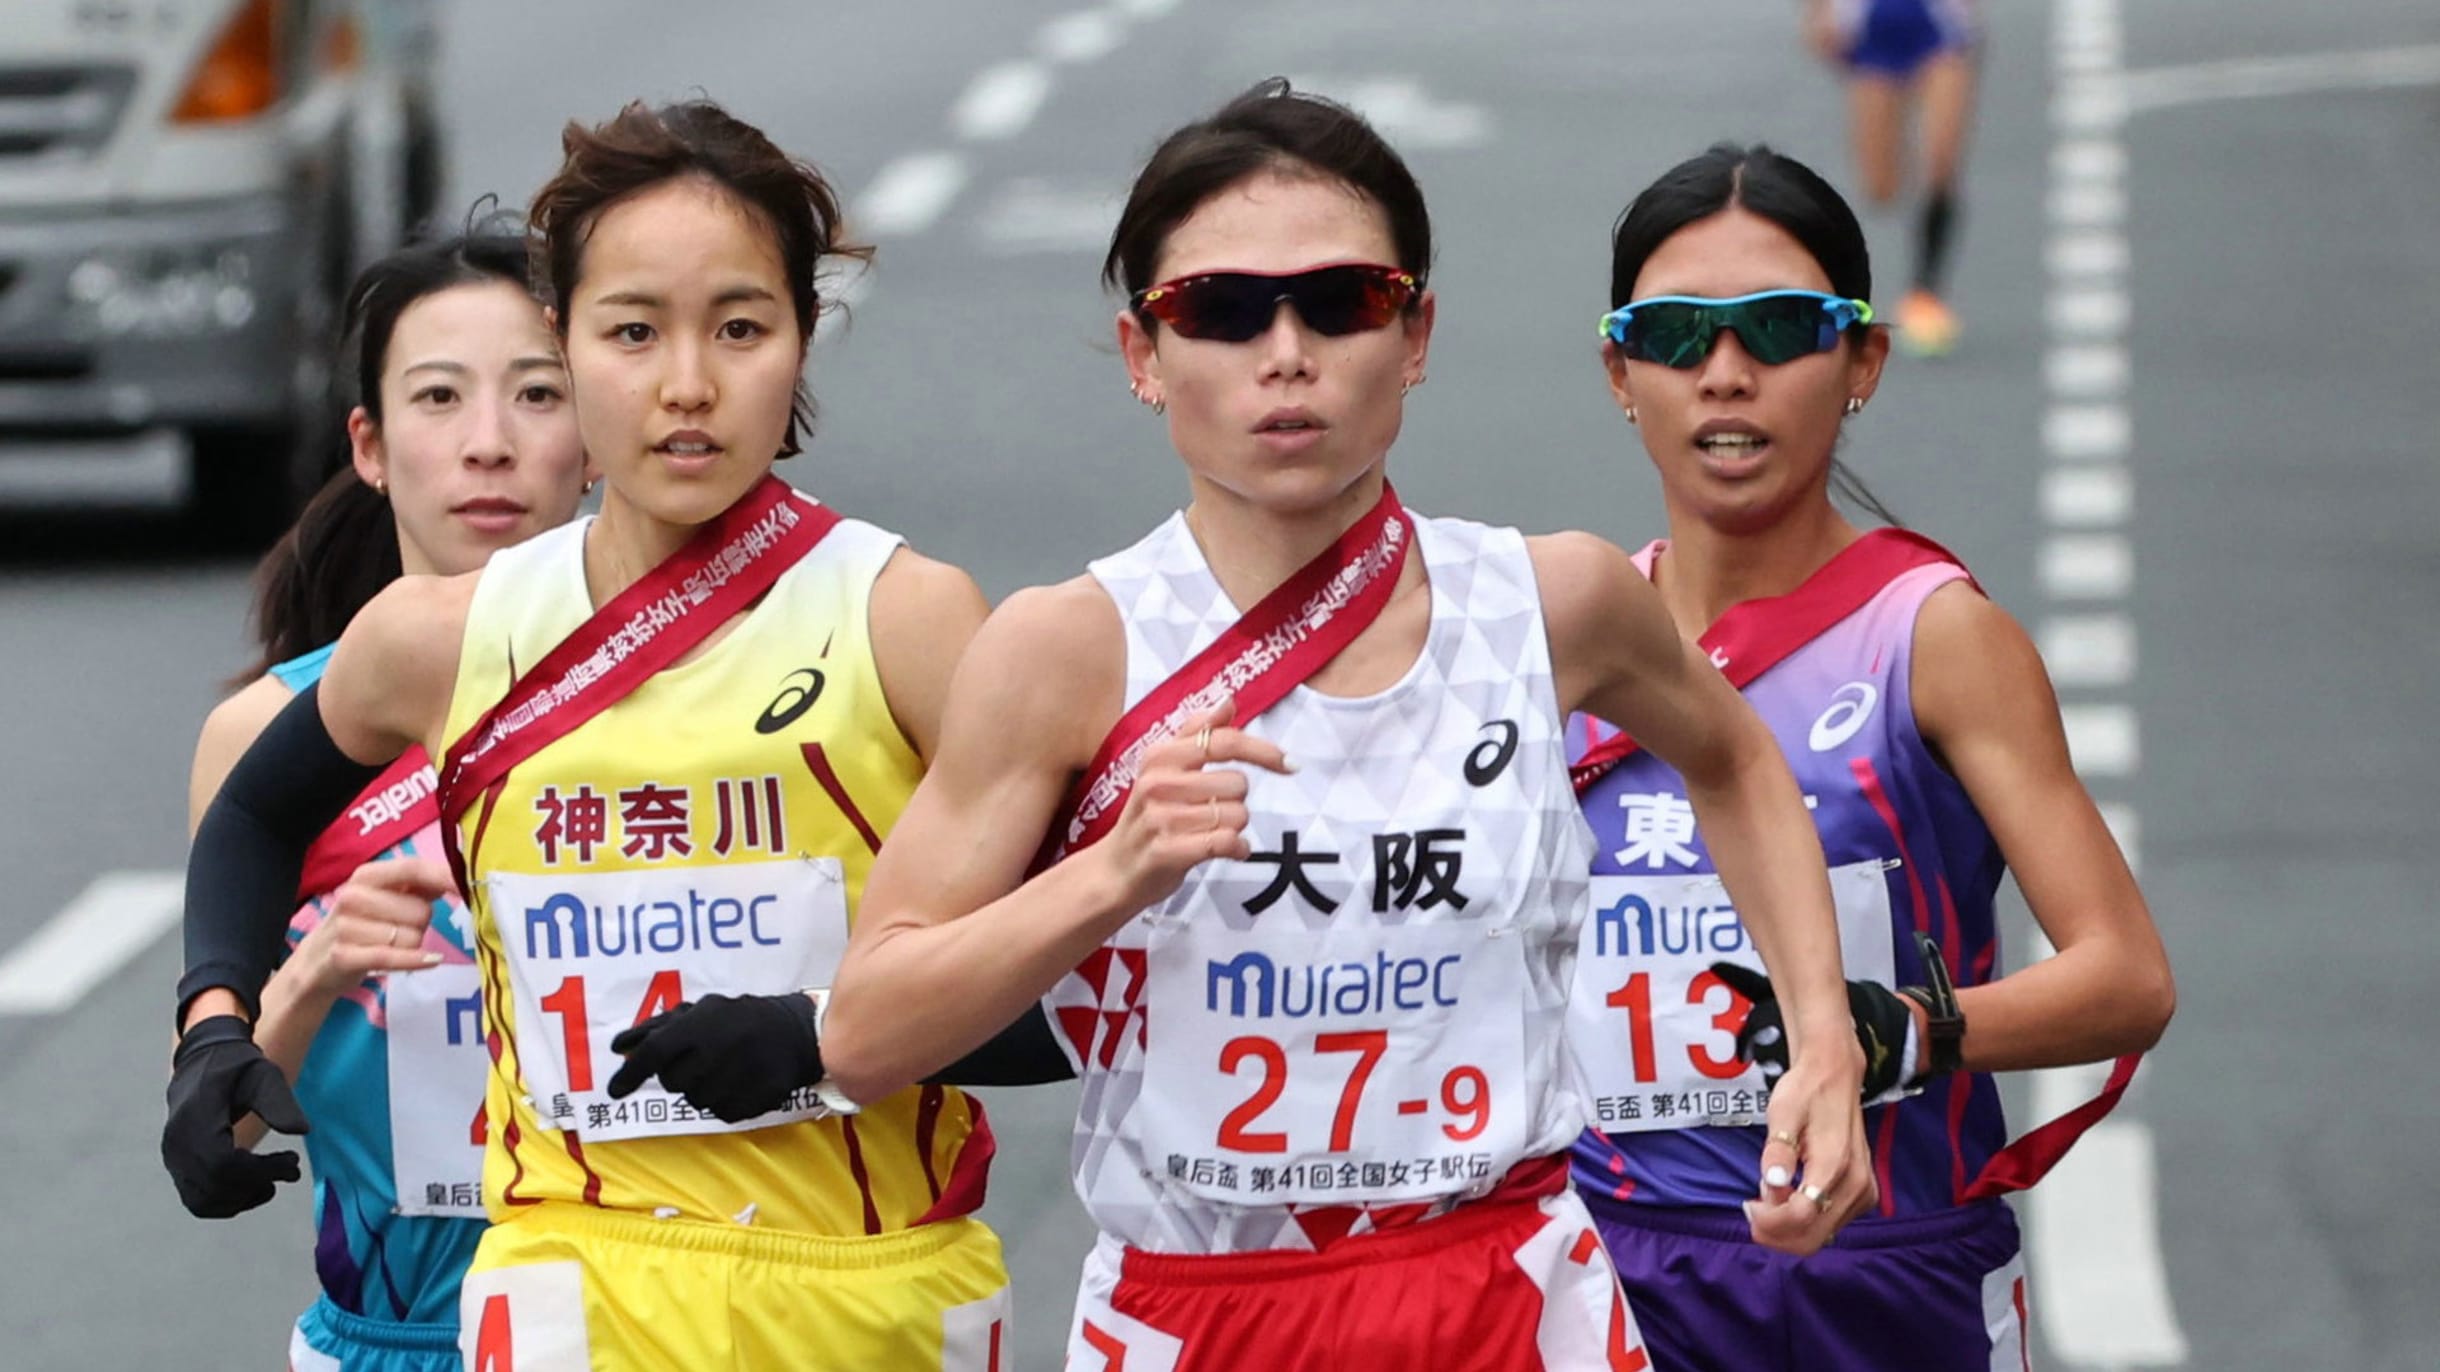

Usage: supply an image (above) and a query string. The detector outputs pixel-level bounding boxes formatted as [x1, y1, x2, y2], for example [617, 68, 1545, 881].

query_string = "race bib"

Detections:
[489, 856, 847, 1142]
[1139, 918, 1529, 1206]
[384, 959, 489, 1216]
[1570, 859, 1898, 1132]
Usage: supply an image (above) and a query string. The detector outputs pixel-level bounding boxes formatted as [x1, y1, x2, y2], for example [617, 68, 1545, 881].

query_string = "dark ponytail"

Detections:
[233, 228, 533, 683]
[236, 467, 403, 681]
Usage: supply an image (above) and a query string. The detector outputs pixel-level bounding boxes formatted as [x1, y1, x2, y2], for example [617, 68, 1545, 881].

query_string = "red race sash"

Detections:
[1569, 528, 1970, 793]
[1961, 1053, 2142, 1200]
[1044, 482, 1413, 863]
[1568, 526, 2139, 1201]
[438, 475, 840, 882]
[296, 748, 440, 900]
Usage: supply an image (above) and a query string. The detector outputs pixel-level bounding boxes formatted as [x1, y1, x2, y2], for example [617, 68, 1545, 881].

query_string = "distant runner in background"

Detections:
[1803, 0, 1982, 354]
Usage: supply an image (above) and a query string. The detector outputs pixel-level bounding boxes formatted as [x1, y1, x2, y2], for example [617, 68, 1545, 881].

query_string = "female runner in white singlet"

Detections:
[823, 80, 1874, 1371]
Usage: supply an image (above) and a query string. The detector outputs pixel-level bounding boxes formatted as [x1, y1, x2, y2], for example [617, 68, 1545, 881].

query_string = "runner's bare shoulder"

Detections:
[1523, 531, 1678, 706]
[938, 574, 1127, 779]
[868, 547, 992, 760]
[324, 569, 481, 762]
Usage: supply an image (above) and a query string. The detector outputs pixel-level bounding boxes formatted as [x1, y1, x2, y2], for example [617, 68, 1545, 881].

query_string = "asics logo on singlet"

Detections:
[1807, 681, 1880, 752]
[1463, 719, 1520, 787]
[754, 668, 825, 734]
[1593, 891, 1750, 959]
[1205, 950, 1461, 1019]
[522, 890, 783, 961]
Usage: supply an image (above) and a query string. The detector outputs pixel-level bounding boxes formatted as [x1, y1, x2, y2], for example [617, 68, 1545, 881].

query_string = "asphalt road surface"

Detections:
[2, 0, 2435, 1367]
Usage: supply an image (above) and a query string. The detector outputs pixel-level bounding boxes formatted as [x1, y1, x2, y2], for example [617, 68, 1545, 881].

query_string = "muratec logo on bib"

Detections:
[1205, 950, 1461, 1019]
[1808, 681, 1879, 752]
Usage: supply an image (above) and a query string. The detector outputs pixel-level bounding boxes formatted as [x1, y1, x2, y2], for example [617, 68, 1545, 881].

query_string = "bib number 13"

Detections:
[1604, 969, 1752, 1083]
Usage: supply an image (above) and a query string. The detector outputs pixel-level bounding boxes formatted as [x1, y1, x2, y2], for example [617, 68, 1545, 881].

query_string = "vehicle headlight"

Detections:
[65, 248, 259, 339]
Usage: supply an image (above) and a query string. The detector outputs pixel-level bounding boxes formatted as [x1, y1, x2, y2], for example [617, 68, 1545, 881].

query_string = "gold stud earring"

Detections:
[1845, 396, 1866, 416]
[1623, 406, 1637, 425]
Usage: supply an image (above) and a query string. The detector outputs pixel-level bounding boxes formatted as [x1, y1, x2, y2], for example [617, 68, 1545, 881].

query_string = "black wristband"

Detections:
[1900, 932, 1967, 1084]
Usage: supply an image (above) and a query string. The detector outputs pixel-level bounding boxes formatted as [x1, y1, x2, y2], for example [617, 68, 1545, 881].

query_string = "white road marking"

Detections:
[0, 871, 183, 1015]
[2048, 286, 2131, 338]
[2047, 343, 2131, 397]
[1285, 75, 1493, 149]
[2040, 533, 2134, 599]
[2047, 180, 2126, 228]
[2037, 10, 2187, 1361]
[2051, 75, 2130, 132]
[2060, 702, 2140, 778]
[852, 151, 970, 239]
[2031, 1123, 2193, 1366]
[2040, 465, 2133, 527]
[2040, 613, 2137, 686]
[2043, 403, 2131, 460]
[1037, 10, 1126, 64]
[2051, 138, 2127, 183]
[2119, 43, 2440, 112]
[2047, 229, 2130, 279]
[972, 178, 1125, 256]
[952, 61, 1055, 141]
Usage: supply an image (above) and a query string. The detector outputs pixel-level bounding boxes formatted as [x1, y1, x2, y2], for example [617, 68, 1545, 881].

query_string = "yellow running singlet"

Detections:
[444, 514, 991, 1237]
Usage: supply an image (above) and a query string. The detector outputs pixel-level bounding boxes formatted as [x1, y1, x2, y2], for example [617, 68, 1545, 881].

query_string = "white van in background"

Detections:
[0, 0, 440, 533]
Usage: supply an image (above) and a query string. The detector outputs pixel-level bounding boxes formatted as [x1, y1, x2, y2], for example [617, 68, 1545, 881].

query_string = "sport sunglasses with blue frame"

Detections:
[1599, 289, 1875, 368]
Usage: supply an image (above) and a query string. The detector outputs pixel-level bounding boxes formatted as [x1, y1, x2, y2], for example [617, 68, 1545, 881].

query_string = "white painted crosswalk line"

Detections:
[0, 871, 183, 1015]
[853, 151, 970, 239]
[951, 61, 1054, 141]
[2040, 613, 2138, 686]
[2040, 466, 2133, 527]
[2031, 1123, 2192, 1367]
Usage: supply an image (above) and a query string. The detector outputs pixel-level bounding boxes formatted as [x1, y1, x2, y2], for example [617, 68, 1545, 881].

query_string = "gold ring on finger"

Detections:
[1196, 725, 1212, 757]
[1208, 798, 1221, 830]
[1801, 1183, 1830, 1211]
[1771, 1131, 1800, 1149]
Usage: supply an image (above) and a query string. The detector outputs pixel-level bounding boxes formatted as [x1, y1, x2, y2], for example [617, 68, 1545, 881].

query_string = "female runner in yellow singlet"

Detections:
[170, 101, 1012, 1372]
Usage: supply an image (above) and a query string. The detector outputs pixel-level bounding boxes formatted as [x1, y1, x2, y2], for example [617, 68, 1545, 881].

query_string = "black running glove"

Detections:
[608, 992, 823, 1123]
[162, 1015, 312, 1218]
[1708, 962, 1918, 1100]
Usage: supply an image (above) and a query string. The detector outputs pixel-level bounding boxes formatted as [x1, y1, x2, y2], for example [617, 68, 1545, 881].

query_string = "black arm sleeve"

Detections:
[924, 1003, 1077, 1087]
[177, 683, 386, 1026]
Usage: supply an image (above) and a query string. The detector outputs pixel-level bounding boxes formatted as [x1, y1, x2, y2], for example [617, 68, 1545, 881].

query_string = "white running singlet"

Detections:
[1047, 511, 1597, 1254]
